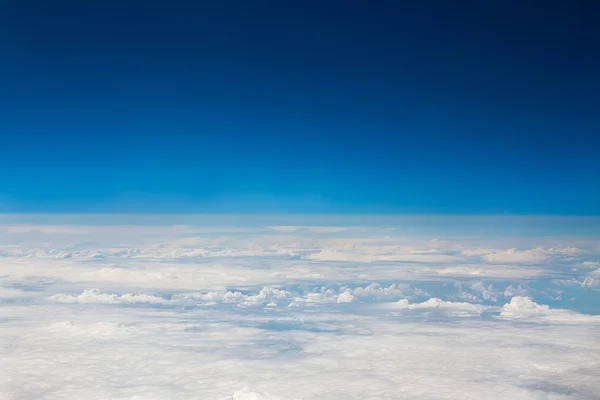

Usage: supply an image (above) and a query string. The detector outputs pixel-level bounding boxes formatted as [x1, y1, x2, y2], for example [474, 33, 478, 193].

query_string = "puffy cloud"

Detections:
[501, 297, 600, 323]
[554, 275, 600, 290]
[469, 282, 499, 301]
[396, 297, 490, 316]
[48, 284, 415, 309]
[336, 292, 356, 303]
[51, 289, 169, 304]
[582, 277, 597, 288]
[500, 296, 550, 318]
[503, 284, 529, 298]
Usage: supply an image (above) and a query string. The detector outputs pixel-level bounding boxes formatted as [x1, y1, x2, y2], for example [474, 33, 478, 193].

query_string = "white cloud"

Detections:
[336, 292, 356, 303]
[501, 297, 600, 323]
[470, 281, 499, 301]
[478, 247, 583, 263]
[267, 226, 355, 234]
[396, 297, 490, 316]
[227, 389, 277, 400]
[434, 265, 543, 278]
[503, 284, 529, 298]
[304, 248, 459, 263]
[500, 296, 550, 318]
[582, 277, 597, 288]
[51, 289, 169, 304]
[582, 261, 600, 268]
[1, 219, 600, 399]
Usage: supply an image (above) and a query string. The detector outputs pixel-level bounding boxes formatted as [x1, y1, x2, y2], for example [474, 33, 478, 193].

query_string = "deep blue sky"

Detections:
[1, 0, 599, 214]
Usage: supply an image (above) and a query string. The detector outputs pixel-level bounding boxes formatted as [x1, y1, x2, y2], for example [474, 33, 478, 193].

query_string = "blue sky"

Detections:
[1, 0, 599, 214]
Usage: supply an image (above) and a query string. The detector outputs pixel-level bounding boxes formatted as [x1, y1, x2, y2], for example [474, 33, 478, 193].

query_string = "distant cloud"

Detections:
[396, 297, 489, 316]
[304, 248, 459, 263]
[51, 289, 169, 304]
[501, 296, 600, 323]
[1, 219, 599, 399]
[0, 225, 89, 235]
[466, 247, 584, 264]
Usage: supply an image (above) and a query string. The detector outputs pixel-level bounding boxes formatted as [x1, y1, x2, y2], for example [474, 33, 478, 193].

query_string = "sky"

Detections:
[1, 0, 599, 214]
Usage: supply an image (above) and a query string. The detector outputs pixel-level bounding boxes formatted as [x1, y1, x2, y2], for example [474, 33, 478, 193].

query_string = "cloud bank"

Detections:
[1, 218, 599, 399]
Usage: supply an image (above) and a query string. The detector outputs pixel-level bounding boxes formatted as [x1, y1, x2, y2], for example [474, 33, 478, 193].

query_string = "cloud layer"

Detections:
[1, 219, 600, 399]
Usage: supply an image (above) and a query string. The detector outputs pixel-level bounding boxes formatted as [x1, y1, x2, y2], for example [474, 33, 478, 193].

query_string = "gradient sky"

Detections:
[1, 0, 599, 214]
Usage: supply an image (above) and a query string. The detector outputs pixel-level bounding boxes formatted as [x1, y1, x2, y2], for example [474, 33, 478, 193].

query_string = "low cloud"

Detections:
[469, 247, 584, 264]
[501, 296, 600, 323]
[1, 220, 599, 399]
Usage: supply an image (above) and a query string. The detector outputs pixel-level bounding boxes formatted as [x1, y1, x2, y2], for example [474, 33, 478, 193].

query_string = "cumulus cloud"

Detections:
[500, 296, 551, 318]
[503, 284, 529, 298]
[336, 291, 356, 303]
[51, 288, 169, 304]
[396, 297, 490, 316]
[48, 284, 418, 309]
[501, 297, 600, 323]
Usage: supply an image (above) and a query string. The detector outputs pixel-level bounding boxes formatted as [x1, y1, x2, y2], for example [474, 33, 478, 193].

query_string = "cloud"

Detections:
[48, 284, 414, 309]
[304, 248, 459, 263]
[500, 296, 550, 318]
[51, 289, 169, 304]
[0, 225, 89, 235]
[336, 292, 356, 303]
[396, 297, 490, 316]
[470, 281, 499, 301]
[434, 265, 543, 278]
[227, 389, 276, 400]
[0, 287, 40, 300]
[476, 247, 584, 264]
[267, 226, 355, 234]
[503, 284, 529, 298]
[1, 219, 600, 399]
[501, 297, 600, 323]
[582, 277, 597, 287]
